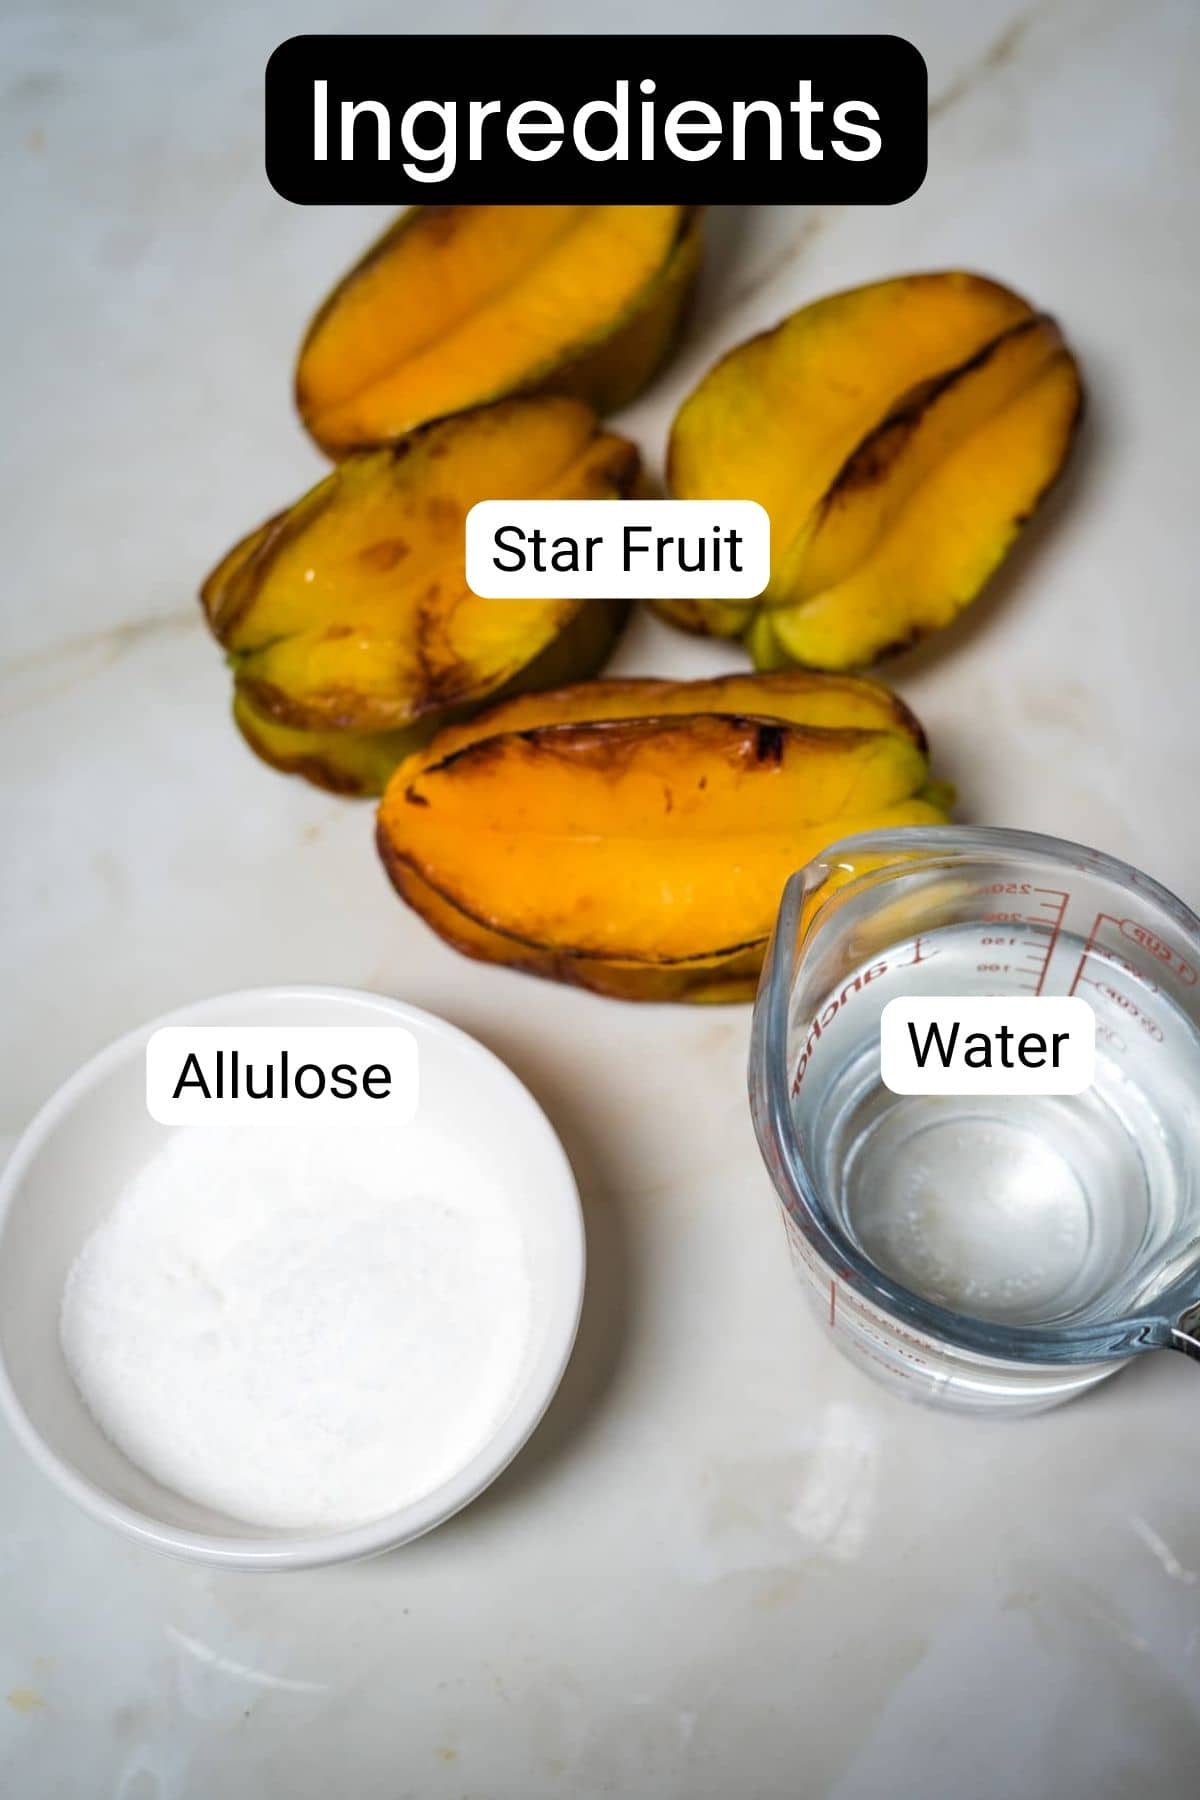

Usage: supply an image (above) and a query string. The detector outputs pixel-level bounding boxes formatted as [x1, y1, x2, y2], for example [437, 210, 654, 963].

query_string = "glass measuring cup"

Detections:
[749, 826, 1200, 1413]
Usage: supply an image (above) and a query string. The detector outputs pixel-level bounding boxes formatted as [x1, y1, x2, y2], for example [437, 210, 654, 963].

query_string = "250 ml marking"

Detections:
[970, 885, 1068, 995]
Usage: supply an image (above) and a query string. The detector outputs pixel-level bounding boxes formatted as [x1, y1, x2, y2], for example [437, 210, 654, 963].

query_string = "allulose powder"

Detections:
[60, 1127, 533, 1530]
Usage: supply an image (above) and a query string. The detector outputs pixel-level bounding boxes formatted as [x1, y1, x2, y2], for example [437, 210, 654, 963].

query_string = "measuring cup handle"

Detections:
[1169, 1303, 1200, 1360]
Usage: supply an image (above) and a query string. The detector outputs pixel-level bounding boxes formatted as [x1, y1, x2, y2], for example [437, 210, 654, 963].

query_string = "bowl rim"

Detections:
[0, 983, 585, 1570]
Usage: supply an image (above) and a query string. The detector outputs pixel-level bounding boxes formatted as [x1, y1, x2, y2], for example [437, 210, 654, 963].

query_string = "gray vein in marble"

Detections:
[927, 1, 1047, 121]
[0, 611, 200, 714]
[727, 213, 831, 309]
[724, 0, 1056, 315]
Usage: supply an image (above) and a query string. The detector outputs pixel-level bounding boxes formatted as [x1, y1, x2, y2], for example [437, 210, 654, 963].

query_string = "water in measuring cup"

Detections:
[794, 923, 1200, 1329]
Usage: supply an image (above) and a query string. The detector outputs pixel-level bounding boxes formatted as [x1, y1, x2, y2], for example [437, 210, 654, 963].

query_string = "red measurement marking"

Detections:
[1067, 913, 1170, 1042]
[1118, 918, 1197, 986]
[1029, 889, 1068, 996]
[973, 889, 1068, 993]
[1068, 911, 1110, 997]
[829, 1280, 837, 1330]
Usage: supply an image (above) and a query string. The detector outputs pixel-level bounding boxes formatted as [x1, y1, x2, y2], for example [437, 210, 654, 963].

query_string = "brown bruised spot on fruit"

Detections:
[397, 669, 929, 772]
[296, 204, 703, 455]
[753, 723, 786, 765]
[357, 538, 409, 573]
[662, 271, 1083, 670]
[201, 397, 638, 751]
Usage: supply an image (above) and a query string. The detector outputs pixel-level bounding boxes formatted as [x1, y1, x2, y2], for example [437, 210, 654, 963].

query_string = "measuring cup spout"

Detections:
[1169, 1302, 1200, 1361]
[793, 846, 885, 933]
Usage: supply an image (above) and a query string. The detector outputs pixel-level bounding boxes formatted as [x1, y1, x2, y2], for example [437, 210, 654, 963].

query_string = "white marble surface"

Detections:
[3, 0, 1200, 1794]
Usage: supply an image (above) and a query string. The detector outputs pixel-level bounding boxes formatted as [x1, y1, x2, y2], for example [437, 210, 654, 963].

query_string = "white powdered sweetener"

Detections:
[60, 1127, 532, 1529]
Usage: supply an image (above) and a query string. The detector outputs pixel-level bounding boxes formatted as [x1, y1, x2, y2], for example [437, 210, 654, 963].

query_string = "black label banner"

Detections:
[266, 34, 927, 204]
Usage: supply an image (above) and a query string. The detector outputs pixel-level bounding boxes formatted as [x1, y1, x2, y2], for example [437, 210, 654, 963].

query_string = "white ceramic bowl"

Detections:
[0, 986, 584, 1570]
